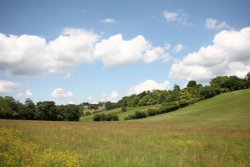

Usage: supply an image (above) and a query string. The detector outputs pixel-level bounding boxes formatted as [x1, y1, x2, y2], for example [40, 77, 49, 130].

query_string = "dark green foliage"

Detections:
[200, 86, 217, 99]
[210, 75, 247, 91]
[36, 101, 58, 120]
[187, 80, 197, 88]
[246, 72, 250, 88]
[62, 104, 81, 121]
[147, 109, 158, 116]
[105, 101, 119, 110]
[125, 111, 147, 120]
[0, 96, 20, 119]
[19, 98, 36, 120]
[93, 114, 119, 121]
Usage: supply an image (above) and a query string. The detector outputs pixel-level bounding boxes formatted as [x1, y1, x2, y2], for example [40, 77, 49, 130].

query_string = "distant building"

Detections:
[98, 103, 106, 110]
[82, 102, 90, 110]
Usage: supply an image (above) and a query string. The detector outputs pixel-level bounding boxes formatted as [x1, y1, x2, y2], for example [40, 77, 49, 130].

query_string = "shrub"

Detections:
[93, 114, 119, 121]
[134, 111, 147, 119]
[147, 109, 158, 116]
[125, 111, 147, 120]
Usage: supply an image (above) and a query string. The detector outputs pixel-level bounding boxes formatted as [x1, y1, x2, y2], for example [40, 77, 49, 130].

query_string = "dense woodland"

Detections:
[0, 73, 250, 121]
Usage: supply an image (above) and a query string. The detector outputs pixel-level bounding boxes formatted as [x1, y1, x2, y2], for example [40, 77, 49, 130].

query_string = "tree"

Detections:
[64, 104, 80, 121]
[105, 101, 118, 110]
[210, 76, 230, 92]
[187, 80, 197, 88]
[0, 97, 15, 119]
[36, 101, 57, 120]
[179, 89, 193, 106]
[22, 98, 36, 120]
[200, 86, 217, 99]
[226, 76, 246, 90]
[170, 85, 181, 102]
[246, 72, 250, 88]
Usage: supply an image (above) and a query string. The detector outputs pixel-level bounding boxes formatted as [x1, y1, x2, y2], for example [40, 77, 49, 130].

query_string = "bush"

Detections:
[93, 114, 119, 121]
[134, 111, 147, 119]
[125, 111, 147, 120]
[147, 109, 158, 116]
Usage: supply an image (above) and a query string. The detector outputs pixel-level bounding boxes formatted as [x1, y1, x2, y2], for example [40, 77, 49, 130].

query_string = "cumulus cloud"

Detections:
[170, 26, 250, 82]
[16, 89, 33, 98]
[128, 80, 170, 95]
[51, 88, 73, 99]
[205, 18, 231, 30]
[0, 29, 170, 75]
[94, 34, 170, 67]
[0, 28, 99, 75]
[163, 10, 191, 25]
[0, 80, 19, 93]
[86, 90, 119, 103]
[101, 18, 115, 24]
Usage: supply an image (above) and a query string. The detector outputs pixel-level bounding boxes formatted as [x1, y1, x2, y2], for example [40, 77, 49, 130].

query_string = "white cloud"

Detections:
[144, 47, 170, 63]
[128, 80, 170, 95]
[163, 10, 191, 25]
[94, 34, 170, 67]
[205, 18, 231, 30]
[0, 28, 99, 75]
[16, 89, 33, 98]
[0, 80, 19, 93]
[173, 44, 185, 53]
[101, 18, 115, 24]
[170, 26, 250, 82]
[86, 90, 119, 103]
[163, 11, 178, 21]
[0, 29, 170, 75]
[51, 88, 73, 99]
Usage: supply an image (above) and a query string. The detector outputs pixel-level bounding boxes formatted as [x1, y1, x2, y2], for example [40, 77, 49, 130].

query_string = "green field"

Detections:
[0, 89, 250, 166]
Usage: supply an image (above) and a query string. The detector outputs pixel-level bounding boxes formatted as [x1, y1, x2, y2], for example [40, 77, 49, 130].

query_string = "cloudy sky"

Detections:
[0, 0, 250, 104]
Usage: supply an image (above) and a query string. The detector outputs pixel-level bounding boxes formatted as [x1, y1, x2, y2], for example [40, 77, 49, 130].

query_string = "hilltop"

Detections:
[139, 89, 250, 125]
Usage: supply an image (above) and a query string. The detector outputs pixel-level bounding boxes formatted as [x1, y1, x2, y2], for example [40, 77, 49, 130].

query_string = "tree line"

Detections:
[118, 73, 250, 108]
[0, 98, 80, 121]
[1, 73, 250, 121]
[121, 73, 250, 120]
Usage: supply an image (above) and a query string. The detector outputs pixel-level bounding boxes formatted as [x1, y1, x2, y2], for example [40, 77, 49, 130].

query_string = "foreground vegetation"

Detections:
[0, 89, 249, 166]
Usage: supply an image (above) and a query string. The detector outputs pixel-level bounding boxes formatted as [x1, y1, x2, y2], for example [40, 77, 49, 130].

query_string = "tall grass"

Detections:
[0, 89, 250, 166]
[0, 120, 249, 167]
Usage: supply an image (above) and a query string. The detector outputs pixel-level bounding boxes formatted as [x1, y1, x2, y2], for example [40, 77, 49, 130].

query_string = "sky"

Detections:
[0, 0, 250, 104]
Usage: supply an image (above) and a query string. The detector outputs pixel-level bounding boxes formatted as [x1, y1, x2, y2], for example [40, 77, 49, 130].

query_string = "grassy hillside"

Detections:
[139, 89, 250, 125]
[0, 89, 249, 166]
[80, 104, 161, 121]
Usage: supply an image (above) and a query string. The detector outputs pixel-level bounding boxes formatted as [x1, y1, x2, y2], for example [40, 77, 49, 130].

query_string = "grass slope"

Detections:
[139, 89, 250, 125]
[0, 89, 249, 166]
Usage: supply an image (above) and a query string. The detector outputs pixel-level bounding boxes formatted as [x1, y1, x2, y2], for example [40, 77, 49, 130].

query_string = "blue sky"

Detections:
[0, 0, 250, 104]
